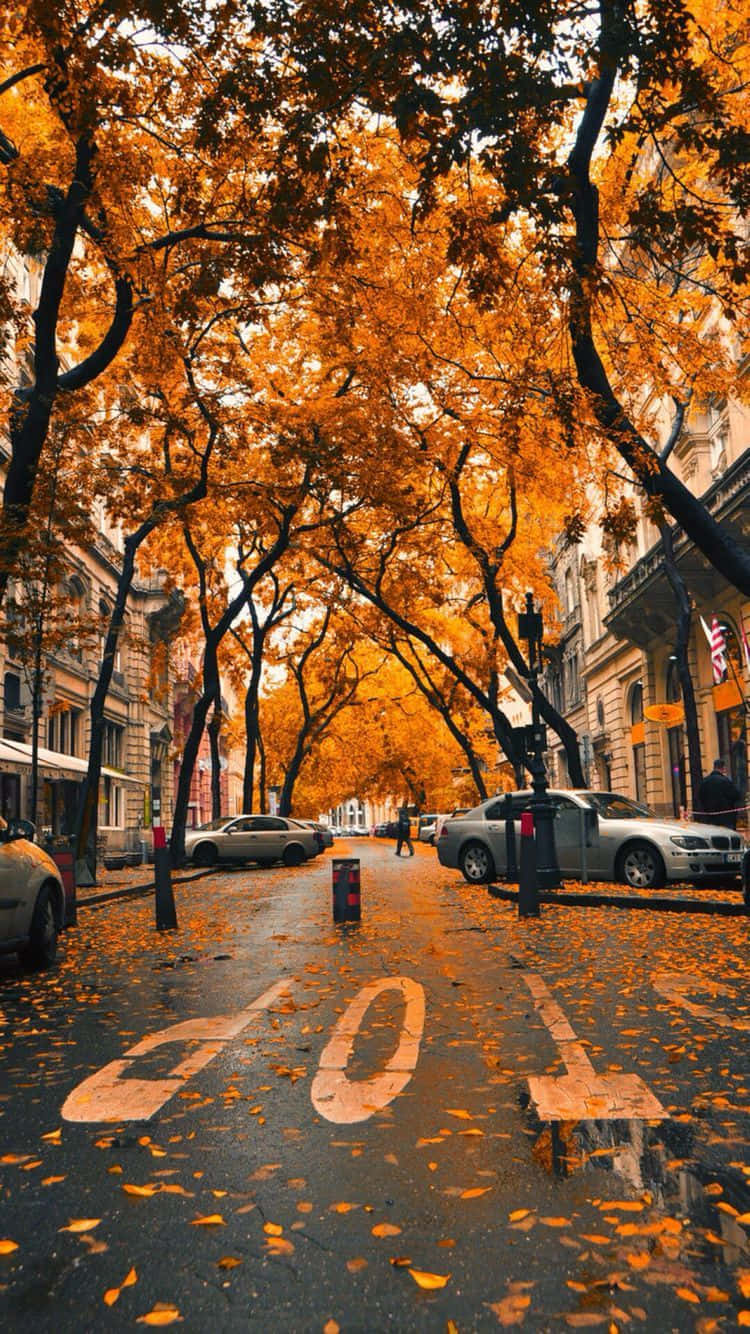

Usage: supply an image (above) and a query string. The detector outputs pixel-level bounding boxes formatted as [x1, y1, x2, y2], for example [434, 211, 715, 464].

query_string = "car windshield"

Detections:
[581, 792, 654, 820]
[196, 818, 232, 831]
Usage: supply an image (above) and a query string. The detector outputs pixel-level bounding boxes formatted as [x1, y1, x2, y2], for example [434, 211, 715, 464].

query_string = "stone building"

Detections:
[543, 400, 749, 825]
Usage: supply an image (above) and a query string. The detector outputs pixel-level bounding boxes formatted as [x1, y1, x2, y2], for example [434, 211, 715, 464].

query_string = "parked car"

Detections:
[0, 817, 65, 969]
[296, 819, 334, 849]
[184, 815, 320, 868]
[373, 822, 391, 837]
[437, 790, 746, 890]
[433, 809, 470, 843]
[417, 814, 440, 844]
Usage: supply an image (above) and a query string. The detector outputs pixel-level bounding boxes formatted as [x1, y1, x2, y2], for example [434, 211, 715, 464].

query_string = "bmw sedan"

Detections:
[0, 817, 66, 968]
[184, 815, 321, 868]
[437, 790, 746, 890]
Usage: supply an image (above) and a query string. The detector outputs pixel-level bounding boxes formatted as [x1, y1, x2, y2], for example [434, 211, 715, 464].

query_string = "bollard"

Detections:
[332, 857, 361, 923]
[518, 810, 540, 918]
[51, 847, 77, 927]
[743, 847, 750, 911]
[503, 793, 517, 880]
[153, 826, 178, 931]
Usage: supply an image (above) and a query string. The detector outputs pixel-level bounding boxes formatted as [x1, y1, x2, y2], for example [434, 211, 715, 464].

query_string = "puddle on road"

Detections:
[521, 1106, 750, 1315]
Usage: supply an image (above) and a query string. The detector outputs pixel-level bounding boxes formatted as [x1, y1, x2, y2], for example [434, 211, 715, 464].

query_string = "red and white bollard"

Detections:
[332, 858, 361, 923]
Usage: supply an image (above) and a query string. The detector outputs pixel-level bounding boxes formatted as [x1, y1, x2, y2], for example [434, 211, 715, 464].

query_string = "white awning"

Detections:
[0, 739, 142, 786]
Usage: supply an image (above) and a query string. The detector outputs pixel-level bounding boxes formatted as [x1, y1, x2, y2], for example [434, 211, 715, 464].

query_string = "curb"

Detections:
[75, 869, 212, 911]
[487, 883, 749, 916]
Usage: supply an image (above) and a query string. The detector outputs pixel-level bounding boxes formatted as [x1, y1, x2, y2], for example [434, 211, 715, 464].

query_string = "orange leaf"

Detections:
[59, 1219, 101, 1233]
[676, 1288, 700, 1304]
[389, 1256, 412, 1267]
[330, 1202, 358, 1213]
[263, 1222, 283, 1236]
[408, 1269, 450, 1290]
[190, 1215, 225, 1226]
[346, 1257, 368, 1273]
[372, 1223, 401, 1238]
[0, 1240, 19, 1254]
[444, 1109, 473, 1120]
[626, 1252, 650, 1270]
[104, 1289, 121, 1307]
[122, 1268, 138, 1288]
[41, 1176, 66, 1186]
[218, 1257, 243, 1270]
[597, 1201, 643, 1212]
[579, 1234, 611, 1245]
[487, 1293, 531, 1325]
[136, 1305, 182, 1326]
[539, 1217, 570, 1227]
[461, 1187, 491, 1199]
[739, 1273, 750, 1299]
[508, 1209, 533, 1223]
[737, 1313, 750, 1327]
[123, 1184, 159, 1197]
[265, 1236, 294, 1256]
[41, 1129, 62, 1142]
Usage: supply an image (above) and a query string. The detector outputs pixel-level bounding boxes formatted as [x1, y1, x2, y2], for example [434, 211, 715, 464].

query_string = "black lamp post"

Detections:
[517, 592, 561, 891]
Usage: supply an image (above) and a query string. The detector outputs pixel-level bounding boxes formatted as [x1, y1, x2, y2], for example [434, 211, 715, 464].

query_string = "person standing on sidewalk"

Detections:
[394, 805, 414, 857]
[697, 758, 741, 829]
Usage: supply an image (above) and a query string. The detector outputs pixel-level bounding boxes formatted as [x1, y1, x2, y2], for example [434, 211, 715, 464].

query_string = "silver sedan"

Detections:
[0, 818, 65, 968]
[184, 815, 320, 868]
[437, 790, 746, 890]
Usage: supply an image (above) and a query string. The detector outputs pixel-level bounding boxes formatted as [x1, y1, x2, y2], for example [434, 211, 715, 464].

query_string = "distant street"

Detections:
[1, 839, 748, 1331]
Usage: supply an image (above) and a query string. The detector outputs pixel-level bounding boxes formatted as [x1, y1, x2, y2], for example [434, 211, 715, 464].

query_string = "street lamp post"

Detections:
[517, 592, 561, 892]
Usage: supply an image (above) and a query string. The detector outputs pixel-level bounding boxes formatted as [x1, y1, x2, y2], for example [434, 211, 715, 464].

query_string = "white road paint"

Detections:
[311, 976, 425, 1124]
[523, 973, 665, 1122]
[652, 972, 750, 1032]
[62, 978, 292, 1123]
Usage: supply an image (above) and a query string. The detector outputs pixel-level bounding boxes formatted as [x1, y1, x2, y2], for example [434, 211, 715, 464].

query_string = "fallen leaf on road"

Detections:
[539, 1217, 571, 1227]
[346, 1257, 368, 1273]
[508, 1210, 532, 1223]
[409, 1269, 450, 1289]
[0, 1240, 19, 1254]
[597, 1201, 643, 1212]
[217, 1257, 242, 1269]
[579, 1235, 610, 1245]
[487, 1292, 531, 1325]
[136, 1304, 182, 1326]
[189, 1215, 225, 1226]
[330, 1202, 358, 1213]
[389, 1256, 412, 1267]
[676, 1288, 700, 1303]
[323, 1321, 339, 1334]
[266, 1236, 294, 1256]
[264, 1222, 283, 1236]
[104, 1288, 121, 1307]
[461, 1187, 492, 1199]
[41, 1176, 66, 1186]
[372, 1223, 401, 1237]
[123, 1184, 159, 1197]
[444, 1109, 473, 1120]
[60, 1219, 101, 1233]
[41, 1129, 62, 1142]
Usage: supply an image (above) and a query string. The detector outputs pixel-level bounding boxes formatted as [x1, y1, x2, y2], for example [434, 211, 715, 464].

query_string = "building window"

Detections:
[99, 776, 123, 828]
[3, 672, 21, 711]
[47, 705, 83, 755]
[564, 567, 576, 615]
[630, 681, 646, 803]
[102, 721, 124, 769]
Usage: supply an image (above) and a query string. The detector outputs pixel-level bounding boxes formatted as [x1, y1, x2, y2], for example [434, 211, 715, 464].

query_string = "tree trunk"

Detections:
[660, 523, 703, 807]
[258, 730, 267, 815]
[171, 688, 215, 866]
[242, 636, 264, 812]
[208, 695, 222, 820]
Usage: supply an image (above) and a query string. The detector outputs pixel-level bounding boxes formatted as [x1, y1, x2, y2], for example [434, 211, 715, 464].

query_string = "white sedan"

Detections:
[0, 818, 65, 969]
[438, 790, 745, 889]
[184, 815, 321, 868]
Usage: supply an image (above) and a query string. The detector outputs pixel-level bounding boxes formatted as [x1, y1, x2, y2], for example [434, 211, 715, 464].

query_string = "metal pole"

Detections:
[504, 793, 517, 879]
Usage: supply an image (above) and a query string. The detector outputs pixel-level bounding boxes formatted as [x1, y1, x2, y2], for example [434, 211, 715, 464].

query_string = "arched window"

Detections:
[67, 576, 87, 660]
[629, 681, 646, 802]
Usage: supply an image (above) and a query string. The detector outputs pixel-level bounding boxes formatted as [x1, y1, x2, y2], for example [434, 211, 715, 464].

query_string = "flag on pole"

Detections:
[710, 615, 727, 684]
[741, 618, 750, 676]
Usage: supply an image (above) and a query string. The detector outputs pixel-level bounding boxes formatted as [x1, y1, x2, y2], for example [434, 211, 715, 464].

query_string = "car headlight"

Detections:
[669, 835, 710, 850]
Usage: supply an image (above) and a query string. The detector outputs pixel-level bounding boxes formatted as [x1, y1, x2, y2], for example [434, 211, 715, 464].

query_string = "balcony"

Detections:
[605, 447, 750, 647]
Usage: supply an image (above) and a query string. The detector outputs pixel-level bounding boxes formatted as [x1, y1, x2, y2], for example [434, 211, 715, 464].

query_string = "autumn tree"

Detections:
[247, 1, 750, 592]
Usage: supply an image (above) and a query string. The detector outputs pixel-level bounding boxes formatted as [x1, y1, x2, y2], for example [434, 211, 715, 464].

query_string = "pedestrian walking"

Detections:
[696, 758, 741, 829]
[394, 805, 414, 857]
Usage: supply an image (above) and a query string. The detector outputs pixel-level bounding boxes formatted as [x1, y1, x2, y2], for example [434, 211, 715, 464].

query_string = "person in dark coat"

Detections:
[394, 805, 414, 856]
[697, 759, 741, 829]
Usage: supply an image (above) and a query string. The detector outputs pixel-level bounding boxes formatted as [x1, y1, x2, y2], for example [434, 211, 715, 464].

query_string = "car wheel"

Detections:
[459, 841, 495, 884]
[283, 844, 305, 867]
[616, 841, 665, 890]
[20, 884, 59, 970]
[192, 842, 218, 867]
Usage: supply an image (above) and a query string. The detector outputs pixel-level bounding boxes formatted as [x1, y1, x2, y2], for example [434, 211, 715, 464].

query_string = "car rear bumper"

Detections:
[437, 844, 459, 870]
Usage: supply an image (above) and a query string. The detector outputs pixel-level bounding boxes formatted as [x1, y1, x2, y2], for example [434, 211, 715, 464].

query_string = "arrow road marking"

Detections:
[311, 976, 425, 1124]
[62, 978, 292, 1123]
[523, 973, 665, 1122]
[652, 972, 750, 1031]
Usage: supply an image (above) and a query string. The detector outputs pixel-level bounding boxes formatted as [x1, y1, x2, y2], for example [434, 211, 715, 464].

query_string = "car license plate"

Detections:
[724, 853, 739, 864]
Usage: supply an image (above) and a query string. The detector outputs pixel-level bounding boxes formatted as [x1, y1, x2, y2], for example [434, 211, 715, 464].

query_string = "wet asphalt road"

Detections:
[0, 839, 748, 1331]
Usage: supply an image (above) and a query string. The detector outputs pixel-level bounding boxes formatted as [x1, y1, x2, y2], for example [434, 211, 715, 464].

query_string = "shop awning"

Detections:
[0, 739, 142, 786]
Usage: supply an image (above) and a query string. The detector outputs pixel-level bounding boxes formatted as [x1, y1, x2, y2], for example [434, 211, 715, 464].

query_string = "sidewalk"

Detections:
[74, 862, 208, 910]
[488, 877, 749, 916]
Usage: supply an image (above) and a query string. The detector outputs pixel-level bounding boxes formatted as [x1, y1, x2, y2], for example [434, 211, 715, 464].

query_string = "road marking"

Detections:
[652, 972, 750, 1032]
[311, 977, 425, 1124]
[61, 979, 292, 1123]
[523, 973, 665, 1122]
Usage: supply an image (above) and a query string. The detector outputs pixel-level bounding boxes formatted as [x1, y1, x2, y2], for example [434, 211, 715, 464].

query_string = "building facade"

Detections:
[543, 400, 749, 826]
